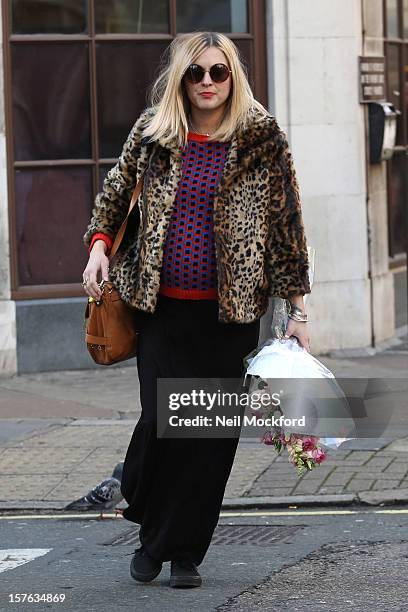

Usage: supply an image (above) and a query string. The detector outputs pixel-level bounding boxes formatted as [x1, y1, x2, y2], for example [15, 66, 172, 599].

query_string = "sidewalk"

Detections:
[0, 335, 407, 512]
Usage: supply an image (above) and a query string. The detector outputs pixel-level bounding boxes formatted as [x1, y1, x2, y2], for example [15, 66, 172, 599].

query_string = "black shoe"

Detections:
[130, 545, 163, 582]
[169, 558, 202, 588]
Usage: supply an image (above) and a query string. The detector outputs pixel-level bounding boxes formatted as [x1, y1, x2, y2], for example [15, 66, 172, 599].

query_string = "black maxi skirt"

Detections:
[121, 293, 260, 566]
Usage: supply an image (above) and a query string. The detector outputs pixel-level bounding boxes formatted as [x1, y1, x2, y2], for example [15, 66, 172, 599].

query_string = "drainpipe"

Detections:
[361, 0, 376, 348]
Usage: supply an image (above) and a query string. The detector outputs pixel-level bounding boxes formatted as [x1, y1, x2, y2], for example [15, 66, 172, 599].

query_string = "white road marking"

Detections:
[0, 549, 52, 573]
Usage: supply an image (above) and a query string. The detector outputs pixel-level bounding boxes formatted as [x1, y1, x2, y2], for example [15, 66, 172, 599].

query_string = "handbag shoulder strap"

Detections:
[109, 173, 145, 261]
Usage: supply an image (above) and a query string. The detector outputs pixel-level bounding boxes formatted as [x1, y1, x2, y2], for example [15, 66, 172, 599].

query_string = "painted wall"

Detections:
[266, 0, 394, 353]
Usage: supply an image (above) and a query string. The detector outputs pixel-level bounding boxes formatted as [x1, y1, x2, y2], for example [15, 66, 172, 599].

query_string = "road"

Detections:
[0, 506, 407, 611]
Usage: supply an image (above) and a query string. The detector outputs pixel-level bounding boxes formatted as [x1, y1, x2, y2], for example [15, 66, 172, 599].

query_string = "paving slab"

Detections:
[0, 418, 407, 510]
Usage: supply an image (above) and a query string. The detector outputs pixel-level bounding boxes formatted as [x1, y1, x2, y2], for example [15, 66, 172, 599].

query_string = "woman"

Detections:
[82, 31, 311, 588]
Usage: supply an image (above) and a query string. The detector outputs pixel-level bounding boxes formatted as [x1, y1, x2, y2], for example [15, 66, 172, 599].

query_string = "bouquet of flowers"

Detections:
[261, 432, 326, 476]
[243, 247, 355, 475]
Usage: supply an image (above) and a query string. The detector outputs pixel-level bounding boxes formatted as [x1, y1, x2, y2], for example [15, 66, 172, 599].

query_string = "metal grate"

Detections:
[104, 524, 301, 547]
[211, 524, 300, 546]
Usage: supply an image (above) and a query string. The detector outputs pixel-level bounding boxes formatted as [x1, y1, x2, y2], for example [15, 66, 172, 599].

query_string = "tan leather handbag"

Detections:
[84, 174, 144, 365]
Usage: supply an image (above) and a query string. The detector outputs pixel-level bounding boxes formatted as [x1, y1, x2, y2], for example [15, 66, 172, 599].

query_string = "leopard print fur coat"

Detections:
[83, 106, 311, 323]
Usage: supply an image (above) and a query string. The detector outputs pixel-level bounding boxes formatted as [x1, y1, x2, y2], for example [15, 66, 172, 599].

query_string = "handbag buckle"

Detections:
[88, 296, 102, 307]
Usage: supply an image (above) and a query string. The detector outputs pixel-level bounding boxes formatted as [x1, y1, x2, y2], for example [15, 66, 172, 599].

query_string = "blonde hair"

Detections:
[141, 31, 269, 147]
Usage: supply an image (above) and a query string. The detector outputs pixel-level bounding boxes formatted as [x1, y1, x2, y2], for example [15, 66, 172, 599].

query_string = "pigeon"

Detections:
[64, 462, 124, 519]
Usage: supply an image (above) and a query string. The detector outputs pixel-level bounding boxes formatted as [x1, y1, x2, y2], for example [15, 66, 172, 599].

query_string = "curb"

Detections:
[2, 489, 408, 514]
[223, 490, 408, 508]
[321, 327, 407, 359]
[222, 494, 356, 508]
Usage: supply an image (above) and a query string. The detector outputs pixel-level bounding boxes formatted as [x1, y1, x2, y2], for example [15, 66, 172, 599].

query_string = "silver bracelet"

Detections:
[288, 313, 308, 323]
[289, 302, 305, 315]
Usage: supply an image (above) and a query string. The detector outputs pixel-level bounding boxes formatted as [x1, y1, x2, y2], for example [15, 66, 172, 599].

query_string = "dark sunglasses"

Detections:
[184, 63, 232, 84]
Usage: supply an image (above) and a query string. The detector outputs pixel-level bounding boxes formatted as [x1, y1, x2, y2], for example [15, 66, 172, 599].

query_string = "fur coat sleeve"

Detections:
[265, 127, 311, 299]
[82, 115, 146, 248]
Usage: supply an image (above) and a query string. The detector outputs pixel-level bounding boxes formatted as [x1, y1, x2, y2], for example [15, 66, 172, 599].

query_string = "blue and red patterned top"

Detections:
[88, 131, 230, 300]
[158, 131, 230, 300]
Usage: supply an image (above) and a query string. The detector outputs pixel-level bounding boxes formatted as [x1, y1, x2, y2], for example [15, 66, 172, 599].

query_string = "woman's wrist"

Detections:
[90, 239, 108, 254]
[88, 232, 113, 256]
[288, 295, 308, 322]
[288, 295, 305, 313]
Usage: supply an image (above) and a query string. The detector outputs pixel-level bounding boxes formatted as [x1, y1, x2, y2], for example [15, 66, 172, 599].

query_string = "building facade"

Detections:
[0, 0, 406, 375]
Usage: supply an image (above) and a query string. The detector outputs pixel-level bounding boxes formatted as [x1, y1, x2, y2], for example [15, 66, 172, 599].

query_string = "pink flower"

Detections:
[262, 431, 275, 445]
[311, 447, 326, 463]
[302, 436, 319, 451]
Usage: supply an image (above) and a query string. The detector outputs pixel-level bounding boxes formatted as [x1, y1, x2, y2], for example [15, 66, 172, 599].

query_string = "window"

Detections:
[384, 0, 408, 257]
[176, 0, 248, 33]
[3, 0, 267, 298]
[11, 0, 87, 34]
[95, 1, 169, 34]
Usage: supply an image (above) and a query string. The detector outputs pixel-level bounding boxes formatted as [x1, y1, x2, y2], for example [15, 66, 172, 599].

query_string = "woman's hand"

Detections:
[284, 318, 311, 353]
[82, 240, 110, 300]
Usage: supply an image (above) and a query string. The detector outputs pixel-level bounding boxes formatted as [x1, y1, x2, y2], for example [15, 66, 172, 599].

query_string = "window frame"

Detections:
[3, 0, 267, 300]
